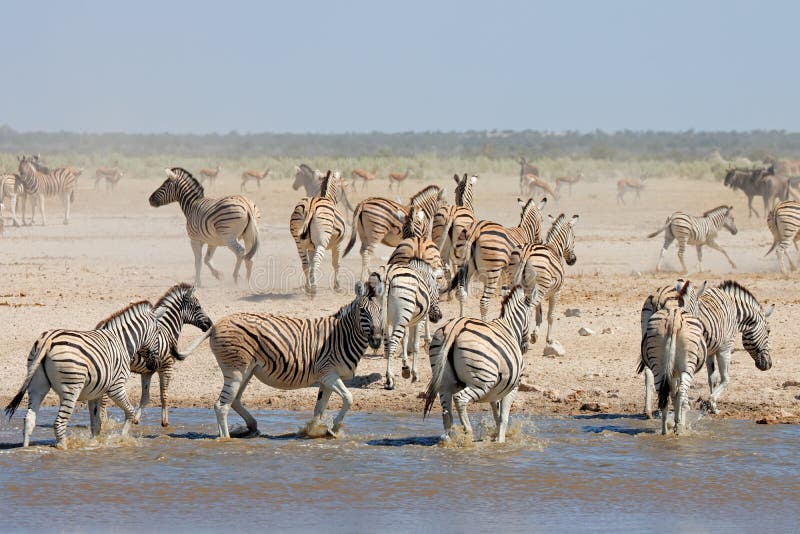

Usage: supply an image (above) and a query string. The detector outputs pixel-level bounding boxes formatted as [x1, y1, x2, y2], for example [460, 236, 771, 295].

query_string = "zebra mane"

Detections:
[410, 185, 441, 207]
[499, 285, 527, 319]
[155, 282, 193, 309]
[318, 171, 334, 197]
[95, 300, 153, 329]
[299, 163, 315, 175]
[718, 279, 760, 306]
[703, 205, 731, 217]
[170, 167, 205, 196]
[333, 296, 361, 319]
[545, 214, 569, 244]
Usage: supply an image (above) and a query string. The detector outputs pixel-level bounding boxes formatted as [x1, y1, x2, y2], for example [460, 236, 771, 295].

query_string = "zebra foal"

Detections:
[5, 302, 164, 449]
[175, 275, 385, 438]
[149, 167, 260, 287]
[648, 205, 737, 273]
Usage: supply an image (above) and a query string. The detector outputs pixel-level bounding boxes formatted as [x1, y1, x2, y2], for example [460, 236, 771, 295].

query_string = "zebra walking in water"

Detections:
[648, 205, 738, 273]
[432, 174, 478, 281]
[4, 302, 164, 449]
[290, 171, 348, 296]
[175, 276, 385, 438]
[509, 213, 579, 348]
[344, 185, 445, 281]
[424, 285, 535, 444]
[449, 197, 546, 320]
[149, 167, 260, 287]
[383, 258, 443, 389]
[766, 200, 800, 274]
[16, 154, 81, 225]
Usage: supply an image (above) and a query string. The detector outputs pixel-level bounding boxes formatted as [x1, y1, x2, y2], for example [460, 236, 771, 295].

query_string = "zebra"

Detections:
[16, 154, 81, 225]
[149, 167, 260, 287]
[766, 200, 800, 275]
[449, 197, 546, 320]
[640, 299, 707, 436]
[4, 301, 164, 449]
[508, 213, 579, 347]
[174, 275, 386, 438]
[648, 205, 738, 273]
[1, 173, 22, 227]
[424, 285, 535, 444]
[432, 174, 478, 282]
[292, 163, 354, 215]
[344, 185, 446, 281]
[290, 170, 347, 296]
[383, 258, 443, 389]
[99, 283, 213, 428]
[387, 207, 443, 272]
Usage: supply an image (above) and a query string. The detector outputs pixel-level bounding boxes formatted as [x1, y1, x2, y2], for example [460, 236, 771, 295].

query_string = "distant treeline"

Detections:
[2, 125, 800, 160]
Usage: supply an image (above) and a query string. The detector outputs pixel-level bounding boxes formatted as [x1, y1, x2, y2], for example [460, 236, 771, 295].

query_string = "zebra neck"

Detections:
[330, 310, 369, 354]
[158, 307, 184, 345]
[177, 183, 204, 212]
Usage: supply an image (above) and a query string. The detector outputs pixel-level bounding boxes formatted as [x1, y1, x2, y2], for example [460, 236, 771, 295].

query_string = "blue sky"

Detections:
[2, 1, 795, 134]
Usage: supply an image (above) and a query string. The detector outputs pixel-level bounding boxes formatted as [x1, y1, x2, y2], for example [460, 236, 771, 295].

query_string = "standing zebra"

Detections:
[1, 173, 22, 227]
[100, 283, 213, 427]
[4, 302, 164, 449]
[387, 208, 443, 272]
[16, 154, 81, 225]
[383, 259, 443, 389]
[175, 276, 385, 438]
[149, 167, 260, 287]
[509, 214, 579, 347]
[449, 197, 546, 320]
[766, 200, 800, 274]
[432, 174, 478, 281]
[640, 289, 707, 436]
[344, 185, 445, 281]
[424, 285, 535, 444]
[290, 171, 347, 296]
[648, 205, 738, 273]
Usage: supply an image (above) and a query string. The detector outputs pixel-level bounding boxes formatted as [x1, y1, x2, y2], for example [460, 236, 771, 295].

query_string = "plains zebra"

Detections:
[175, 275, 385, 438]
[241, 167, 270, 192]
[432, 174, 478, 281]
[648, 205, 737, 273]
[290, 171, 347, 296]
[198, 163, 221, 187]
[99, 283, 213, 427]
[509, 213, 579, 347]
[387, 208, 443, 272]
[4, 301, 164, 449]
[383, 259, 443, 389]
[293, 163, 322, 196]
[149, 167, 260, 287]
[344, 185, 445, 281]
[555, 172, 582, 197]
[16, 154, 81, 225]
[766, 200, 800, 274]
[449, 197, 546, 320]
[424, 285, 535, 443]
[616, 175, 646, 204]
[1, 173, 21, 227]
[640, 302, 707, 435]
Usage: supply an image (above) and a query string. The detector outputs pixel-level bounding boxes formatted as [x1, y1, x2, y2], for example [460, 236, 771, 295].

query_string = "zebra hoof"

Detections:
[401, 366, 411, 379]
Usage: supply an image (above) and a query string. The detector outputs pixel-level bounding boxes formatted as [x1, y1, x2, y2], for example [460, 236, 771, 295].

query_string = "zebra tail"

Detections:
[343, 202, 363, 257]
[447, 261, 469, 294]
[299, 203, 314, 241]
[437, 216, 453, 250]
[243, 209, 260, 261]
[423, 331, 455, 418]
[173, 329, 213, 361]
[765, 209, 780, 257]
[5, 335, 54, 419]
[647, 223, 667, 238]
[657, 323, 677, 411]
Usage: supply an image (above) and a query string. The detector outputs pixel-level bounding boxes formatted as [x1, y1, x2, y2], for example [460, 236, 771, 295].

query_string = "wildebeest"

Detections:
[723, 166, 797, 218]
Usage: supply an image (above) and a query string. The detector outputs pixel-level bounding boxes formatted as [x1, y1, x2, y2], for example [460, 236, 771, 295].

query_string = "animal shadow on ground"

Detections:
[344, 372, 382, 388]
[240, 292, 296, 303]
[366, 435, 440, 447]
[577, 413, 656, 436]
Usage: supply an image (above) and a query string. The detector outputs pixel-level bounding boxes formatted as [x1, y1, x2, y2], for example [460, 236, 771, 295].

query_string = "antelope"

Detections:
[617, 175, 647, 204]
[388, 168, 413, 193]
[199, 164, 221, 186]
[555, 172, 583, 197]
[523, 173, 559, 200]
[518, 157, 540, 195]
[351, 168, 379, 191]
[241, 167, 270, 192]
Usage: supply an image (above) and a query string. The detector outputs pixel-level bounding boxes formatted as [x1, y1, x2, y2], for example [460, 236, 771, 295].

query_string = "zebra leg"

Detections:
[311, 385, 333, 427]
[215, 367, 247, 438]
[644, 367, 654, 419]
[406, 323, 421, 382]
[331, 244, 341, 291]
[490, 401, 501, 432]
[660, 394, 669, 435]
[23, 371, 49, 448]
[228, 239, 246, 284]
[230, 370, 258, 437]
[9, 193, 20, 226]
[309, 244, 327, 297]
[359, 244, 374, 282]
[496, 389, 517, 443]
[677, 239, 688, 273]
[107, 383, 137, 438]
[204, 245, 224, 280]
[384, 323, 404, 390]
[158, 367, 172, 427]
[706, 240, 736, 270]
[676, 372, 693, 435]
[695, 245, 703, 273]
[708, 348, 732, 415]
[479, 271, 501, 321]
[88, 399, 103, 438]
[532, 302, 543, 345]
[134, 373, 153, 425]
[439, 392, 454, 441]
[321, 373, 353, 433]
[190, 240, 204, 287]
[53, 386, 82, 449]
[62, 192, 70, 225]
[423, 317, 431, 344]
[37, 194, 46, 226]
[545, 292, 559, 345]
[453, 386, 487, 439]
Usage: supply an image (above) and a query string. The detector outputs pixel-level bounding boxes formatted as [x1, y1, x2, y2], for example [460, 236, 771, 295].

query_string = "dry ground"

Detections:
[1, 170, 799, 427]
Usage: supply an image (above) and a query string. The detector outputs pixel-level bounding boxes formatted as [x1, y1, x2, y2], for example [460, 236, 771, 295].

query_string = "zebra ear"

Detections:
[548, 214, 555, 222]
[153, 306, 168, 320]
[470, 175, 478, 184]
[453, 174, 460, 184]
[539, 197, 548, 208]
[517, 197, 525, 207]
[568, 214, 580, 227]
[165, 168, 176, 178]
[696, 281, 707, 299]
[416, 210, 425, 220]
[764, 303, 775, 318]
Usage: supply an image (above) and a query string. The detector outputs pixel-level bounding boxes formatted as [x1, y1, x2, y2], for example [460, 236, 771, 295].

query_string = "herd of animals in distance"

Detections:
[0, 153, 796, 448]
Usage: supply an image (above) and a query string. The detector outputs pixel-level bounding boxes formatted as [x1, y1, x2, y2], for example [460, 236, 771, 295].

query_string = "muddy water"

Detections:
[1, 409, 798, 532]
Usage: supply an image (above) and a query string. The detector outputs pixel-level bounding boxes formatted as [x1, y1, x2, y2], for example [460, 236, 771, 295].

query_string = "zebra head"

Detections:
[150, 168, 202, 207]
[742, 303, 774, 371]
[356, 273, 385, 349]
[546, 214, 579, 265]
[722, 206, 738, 235]
[160, 283, 212, 332]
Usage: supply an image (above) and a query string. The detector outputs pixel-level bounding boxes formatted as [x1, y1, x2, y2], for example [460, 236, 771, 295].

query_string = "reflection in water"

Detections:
[0, 409, 798, 532]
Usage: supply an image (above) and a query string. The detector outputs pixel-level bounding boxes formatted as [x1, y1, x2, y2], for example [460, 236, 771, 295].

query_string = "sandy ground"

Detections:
[1, 170, 799, 426]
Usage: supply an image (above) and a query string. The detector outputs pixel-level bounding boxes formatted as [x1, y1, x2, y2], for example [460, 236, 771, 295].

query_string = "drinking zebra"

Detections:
[766, 200, 800, 274]
[175, 275, 385, 438]
[4, 301, 164, 449]
[648, 205, 738, 273]
[16, 154, 81, 225]
[449, 197, 546, 320]
[432, 174, 478, 281]
[383, 258, 442, 389]
[424, 285, 535, 443]
[509, 213, 579, 347]
[290, 171, 347, 296]
[149, 167, 260, 287]
[640, 280, 773, 418]
[344, 185, 445, 281]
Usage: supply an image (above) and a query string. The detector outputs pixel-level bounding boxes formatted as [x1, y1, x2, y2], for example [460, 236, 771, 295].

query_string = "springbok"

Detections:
[388, 168, 413, 193]
[523, 173, 559, 200]
[555, 172, 582, 197]
[351, 168, 379, 191]
[241, 167, 270, 192]
[617, 175, 647, 204]
[518, 157, 539, 195]
[199, 164, 221, 186]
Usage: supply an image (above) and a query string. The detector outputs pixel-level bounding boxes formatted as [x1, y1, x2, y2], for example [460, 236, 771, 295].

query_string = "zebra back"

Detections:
[410, 185, 445, 233]
[95, 301, 163, 371]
